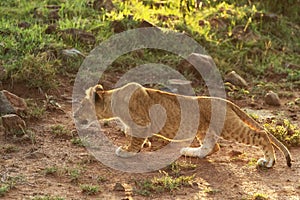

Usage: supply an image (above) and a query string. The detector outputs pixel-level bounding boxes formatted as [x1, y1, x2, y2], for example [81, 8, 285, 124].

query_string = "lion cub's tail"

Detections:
[230, 102, 292, 167]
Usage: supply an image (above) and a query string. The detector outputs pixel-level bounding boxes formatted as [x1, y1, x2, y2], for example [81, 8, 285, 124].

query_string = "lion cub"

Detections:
[74, 82, 291, 168]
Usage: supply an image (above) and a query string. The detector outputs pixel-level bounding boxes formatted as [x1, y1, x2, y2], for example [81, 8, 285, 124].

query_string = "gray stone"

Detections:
[264, 91, 281, 106]
[295, 98, 300, 105]
[167, 79, 193, 96]
[2, 90, 27, 112]
[177, 53, 225, 97]
[2, 114, 26, 138]
[177, 53, 216, 80]
[0, 91, 15, 115]
[93, 0, 114, 11]
[224, 71, 248, 88]
[113, 183, 125, 191]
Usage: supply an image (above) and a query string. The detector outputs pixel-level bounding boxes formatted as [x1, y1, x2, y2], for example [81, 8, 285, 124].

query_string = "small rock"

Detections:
[18, 21, 31, 29]
[1, 114, 26, 138]
[295, 98, 300, 105]
[2, 90, 27, 113]
[224, 82, 237, 92]
[224, 71, 248, 88]
[113, 182, 125, 191]
[167, 79, 193, 96]
[60, 28, 96, 44]
[24, 150, 46, 159]
[198, 20, 205, 27]
[93, 0, 114, 11]
[209, 17, 227, 29]
[45, 5, 61, 9]
[177, 53, 226, 96]
[48, 9, 60, 22]
[229, 150, 243, 157]
[62, 48, 85, 58]
[284, 62, 300, 70]
[111, 20, 126, 33]
[45, 24, 57, 34]
[177, 53, 215, 80]
[264, 91, 281, 106]
[0, 92, 15, 115]
[254, 12, 278, 22]
[138, 20, 156, 28]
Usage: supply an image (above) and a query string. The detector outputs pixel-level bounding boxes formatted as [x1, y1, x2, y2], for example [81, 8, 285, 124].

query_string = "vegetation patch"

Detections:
[23, 99, 46, 119]
[0, 184, 10, 197]
[50, 124, 71, 138]
[0, 175, 25, 197]
[70, 136, 88, 147]
[264, 119, 300, 147]
[252, 193, 269, 200]
[203, 187, 221, 195]
[80, 184, 100, 195]
[134, 170, 194, 196]
[31, 196, 65, 200]
[43, 166, 59, 176]
[68, 168, 82, 183]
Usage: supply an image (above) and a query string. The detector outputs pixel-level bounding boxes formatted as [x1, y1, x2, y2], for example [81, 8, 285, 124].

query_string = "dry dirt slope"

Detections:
[0, 88, 300, 200]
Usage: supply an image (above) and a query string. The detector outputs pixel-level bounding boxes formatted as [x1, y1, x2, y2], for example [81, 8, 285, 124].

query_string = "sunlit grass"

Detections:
[0, 0, 299, 90]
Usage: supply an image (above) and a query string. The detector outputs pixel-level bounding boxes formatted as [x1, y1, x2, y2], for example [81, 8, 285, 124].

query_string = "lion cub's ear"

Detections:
[94, 84, 103, 92]
[94, 84, 104, 101]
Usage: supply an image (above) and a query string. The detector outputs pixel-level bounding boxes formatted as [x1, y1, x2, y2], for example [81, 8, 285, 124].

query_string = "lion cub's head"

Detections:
[73, 84, 107, 125]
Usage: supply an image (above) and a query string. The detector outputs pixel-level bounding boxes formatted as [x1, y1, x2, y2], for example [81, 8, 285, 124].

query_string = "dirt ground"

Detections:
[0, 80, 300, 200]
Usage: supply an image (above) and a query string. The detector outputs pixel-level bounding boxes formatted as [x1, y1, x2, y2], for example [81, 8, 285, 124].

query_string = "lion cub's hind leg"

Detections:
[254, 131, 276, 168]
[224, 122, 276, 168]
[180, 131, 220, 158]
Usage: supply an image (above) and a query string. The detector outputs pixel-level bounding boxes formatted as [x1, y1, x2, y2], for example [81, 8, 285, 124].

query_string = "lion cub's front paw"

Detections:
[180, 147, 200, 157]
[257, 158, 275, 168]
[115, 146, 137, 158]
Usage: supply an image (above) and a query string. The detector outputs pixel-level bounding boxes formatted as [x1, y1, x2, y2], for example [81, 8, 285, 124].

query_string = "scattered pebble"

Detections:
[224, 71, 248, 88]
[264, 91, 281, 106]
[2, 114, 26, 138]
[295, 98, 300, 105]
[114, 183, 125, 191]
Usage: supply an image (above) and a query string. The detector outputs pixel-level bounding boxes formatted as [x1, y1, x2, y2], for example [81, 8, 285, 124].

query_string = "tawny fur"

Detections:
[75, 82, 292, 168]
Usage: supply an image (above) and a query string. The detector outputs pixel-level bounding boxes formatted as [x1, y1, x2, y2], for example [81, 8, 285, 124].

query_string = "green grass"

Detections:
[203, 187, 221, 195]
[80, 184, 100, 195]
[0, 175, 25, 197]
[23, 99, 46, 119]
[44, 166, 59, 176]
[50, 124, 71, 138]
[31, 196, 65, 200]
[68, 168, 81, 183]
[247, 158, 258, 167]
[0, 185, 10, 197]
[134, 170, 194, 196]
[70, 136, 89, 147]
[264, 119, 300, 147]
[0, 0, 298, 90]
[166, 161, 197, 176]
[252, 193, 269, 200]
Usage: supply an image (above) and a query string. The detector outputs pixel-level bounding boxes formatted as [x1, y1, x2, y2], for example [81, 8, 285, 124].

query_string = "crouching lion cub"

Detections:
[74, 82, 292, 168]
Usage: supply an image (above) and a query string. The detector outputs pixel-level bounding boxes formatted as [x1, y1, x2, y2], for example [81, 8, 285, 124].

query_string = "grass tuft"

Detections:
[264, 119, 300, 147]
[80, 184, 100, 195]
[134, 170, 194, 196]
[252, 193, 268, 200]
